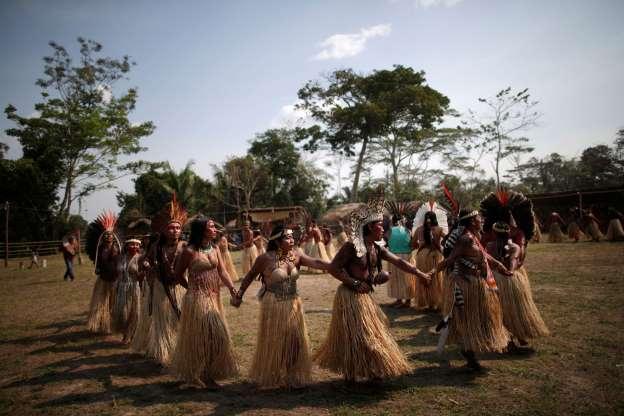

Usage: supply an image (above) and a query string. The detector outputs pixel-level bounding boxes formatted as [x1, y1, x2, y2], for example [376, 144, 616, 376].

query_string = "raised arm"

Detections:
[380, 246, 430, 281]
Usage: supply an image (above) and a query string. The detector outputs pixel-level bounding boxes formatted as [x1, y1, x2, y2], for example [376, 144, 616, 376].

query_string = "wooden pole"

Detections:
[76, 228, 83, 265]
[4, 201, 9, 268]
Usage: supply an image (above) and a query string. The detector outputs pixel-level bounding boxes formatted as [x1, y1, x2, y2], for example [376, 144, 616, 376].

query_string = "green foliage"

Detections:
[296, 65, 453, 201]
[4, 38, 154, 222]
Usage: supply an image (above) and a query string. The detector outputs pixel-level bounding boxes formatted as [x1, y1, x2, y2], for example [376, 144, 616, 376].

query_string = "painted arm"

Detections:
[380, 246, 430, 281]
[174, 248, 193, 289]
[326, 243, 372, 293]
[298, 248, 331, 271]
[232, 254, 264, 306]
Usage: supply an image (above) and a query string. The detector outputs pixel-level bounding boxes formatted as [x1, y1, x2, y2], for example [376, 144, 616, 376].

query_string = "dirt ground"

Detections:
[0, 239, 623, 415]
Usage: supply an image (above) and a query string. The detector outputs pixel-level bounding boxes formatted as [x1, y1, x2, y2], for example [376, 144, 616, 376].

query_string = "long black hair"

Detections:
[188, 217, 209, 249]
[267, 224, 285, 252]
[423, 211, 438, 246]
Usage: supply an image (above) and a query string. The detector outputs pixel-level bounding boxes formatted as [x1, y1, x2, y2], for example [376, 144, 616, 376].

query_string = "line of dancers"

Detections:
[84, 187, 553, 390]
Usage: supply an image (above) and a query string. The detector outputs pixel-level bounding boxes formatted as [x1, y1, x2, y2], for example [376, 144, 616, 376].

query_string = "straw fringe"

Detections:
[221, 248, 239, 281]
[146, 281, 185, 365]
[242, 245, 259, 275]
[567, 222, 584, 241]
[586, 221, 604, 241]
[314, 285, 411, 380]
[413, 248, 444, 309]
[250, 293, 312, 389]
[130, 282, 152, 353]
[442, 275, 509, 353]
[548, 223, 564, 243]
[171, 288, 238, 383]
[494, 268, 549, 340]
[112, 273, 141, 339]
[87, 278, 116, 334]
[606, 219, 624, 241]
[387, 253, 415, 299]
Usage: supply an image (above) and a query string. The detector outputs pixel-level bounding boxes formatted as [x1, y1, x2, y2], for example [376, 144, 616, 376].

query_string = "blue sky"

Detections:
[2, 0, 623, 219]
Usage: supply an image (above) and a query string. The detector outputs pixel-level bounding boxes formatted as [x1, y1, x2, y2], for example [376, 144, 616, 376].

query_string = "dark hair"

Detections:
[267, 224, 285, 252]
[189, 217, 209, 249]
[392, 215, 400, 226]
[424, 211, 438, 246]
[458, 209, 477, 227]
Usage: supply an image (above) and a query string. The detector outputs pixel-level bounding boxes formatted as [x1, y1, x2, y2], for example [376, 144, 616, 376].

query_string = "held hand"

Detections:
[500, 266, 513, 276]
[230, 294, 242, 308]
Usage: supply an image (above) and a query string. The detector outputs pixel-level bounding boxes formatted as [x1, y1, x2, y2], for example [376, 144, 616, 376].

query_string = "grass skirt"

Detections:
[605, 219, 624, 241]
[130, 282, 152, 353]
[413, 248, 444, 309]
[531, 224, 542, 243]
[548, 223, 564, 243]
[442, 275, 509, 352]
[147, 281, 185, 365]
[387, 253, 415, 299]
[112, 275, 141, 340]
[586, 221, 604, 241]
[242, 245, 259, 275]
[493, 268, 549, 340]
[171, 288, 238, 383]
[314, 285, 411, 380]
[221, 248, 239, 281]
[87, 278, 116, 334]
[567, 221, 584, 241]
[250, 292, 312, 389]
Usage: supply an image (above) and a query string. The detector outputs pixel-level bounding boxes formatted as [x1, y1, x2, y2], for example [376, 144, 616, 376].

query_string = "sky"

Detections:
[1, 0, 623, 220]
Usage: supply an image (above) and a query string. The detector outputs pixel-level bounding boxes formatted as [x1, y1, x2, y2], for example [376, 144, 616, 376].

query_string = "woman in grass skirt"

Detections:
[486, 222, 549, 351]
[411, 211, 446, 311]
[605, 207, 624, 241]
[315, 192, 431, 383]
[435, 210, 510, 371]
[113, 239, 143, 343]
[547, 212, 565, 243]
[170, 217, 239, 389]
[232, 225, 331, 389]
[86, 212, 121, 334]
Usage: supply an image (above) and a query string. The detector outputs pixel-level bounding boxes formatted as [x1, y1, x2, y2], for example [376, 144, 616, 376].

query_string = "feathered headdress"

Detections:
[385, 201, 418, 219]
[480, 187, 535, 241]
[439, 182, 461, 220]
[85, 210, 121, 267]
[350, 187, 385, 257]
[151, 193, 188, 233]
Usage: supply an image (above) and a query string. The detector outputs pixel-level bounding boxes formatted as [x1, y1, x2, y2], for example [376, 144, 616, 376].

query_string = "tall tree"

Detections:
[468, 87, 539, 186]
[4, 38, 154, 222]
[248, 129, 300, 200]
[296, 65, 451, 202]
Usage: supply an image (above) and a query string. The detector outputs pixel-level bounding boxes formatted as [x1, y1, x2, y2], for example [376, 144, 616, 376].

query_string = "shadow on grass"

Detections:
[35, 365, 480, 415]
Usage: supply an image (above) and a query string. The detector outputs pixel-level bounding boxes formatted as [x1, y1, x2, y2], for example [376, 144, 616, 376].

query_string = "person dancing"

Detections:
[85, 212, 122, 334]
[412, 211, 446, 311]
[232, 225, 330, 389]
[170, 217, 239, 389]
[315, 191, 431, 383]
[435, 209, 510, 372]
[143, 196, 188, 365]
[486, 222, 549, 352]
[113, 238, 143, 343]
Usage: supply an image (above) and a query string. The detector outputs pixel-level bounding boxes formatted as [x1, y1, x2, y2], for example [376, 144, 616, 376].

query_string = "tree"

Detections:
[578, 145, 623, 188]
[468, 87, 539, 186]
[4, 38, 154, 222]
[215, 156, 268, 212]
[248, 129, 300, 200]
[296, 65, 451, 202]
[0, 142, 8, 159]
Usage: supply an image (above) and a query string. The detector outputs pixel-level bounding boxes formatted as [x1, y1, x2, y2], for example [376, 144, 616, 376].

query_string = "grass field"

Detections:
[0, 239, 623, 415]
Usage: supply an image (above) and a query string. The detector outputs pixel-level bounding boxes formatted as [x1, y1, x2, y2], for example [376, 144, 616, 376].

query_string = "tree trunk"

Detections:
[351, 137, 369, 202]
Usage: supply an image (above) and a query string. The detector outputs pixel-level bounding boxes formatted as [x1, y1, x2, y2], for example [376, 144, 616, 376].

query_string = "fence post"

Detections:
[4, 201, 8, 268]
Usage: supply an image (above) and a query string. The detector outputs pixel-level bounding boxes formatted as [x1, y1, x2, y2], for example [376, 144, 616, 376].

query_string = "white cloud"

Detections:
[313, 24, 392, 61]
[270, 102, 312, 128]
[414, 0, 463, 8]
